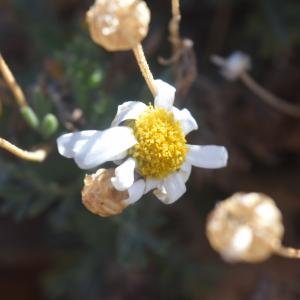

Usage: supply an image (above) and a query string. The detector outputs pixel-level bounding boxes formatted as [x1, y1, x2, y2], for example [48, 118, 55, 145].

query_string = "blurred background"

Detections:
[1, 0, 300, 299]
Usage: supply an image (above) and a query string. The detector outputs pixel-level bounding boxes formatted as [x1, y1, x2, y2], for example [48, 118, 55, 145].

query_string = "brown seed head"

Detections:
[82, 168, 129, 217]
[206, 192, 284, 263]
[86, 0, 150, 51]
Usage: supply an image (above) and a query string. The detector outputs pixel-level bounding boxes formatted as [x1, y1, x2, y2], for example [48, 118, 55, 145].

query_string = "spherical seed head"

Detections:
[82, 168, 129, 217]
[206, 193, 284, 263]
[86, 0, 150, 51]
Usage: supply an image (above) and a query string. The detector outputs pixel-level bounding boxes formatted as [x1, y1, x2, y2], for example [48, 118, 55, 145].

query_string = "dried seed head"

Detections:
[86, 0, 150, 51]
[206, 193, 284, 263]
[82, 168, 129, 217]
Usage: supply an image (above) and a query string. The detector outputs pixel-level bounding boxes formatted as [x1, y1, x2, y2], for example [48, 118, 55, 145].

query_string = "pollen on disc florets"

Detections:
[129, 105, 187, 179]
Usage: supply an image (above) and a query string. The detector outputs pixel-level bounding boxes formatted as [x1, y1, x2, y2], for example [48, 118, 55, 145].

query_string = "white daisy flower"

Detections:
[57, 79, 228, 206]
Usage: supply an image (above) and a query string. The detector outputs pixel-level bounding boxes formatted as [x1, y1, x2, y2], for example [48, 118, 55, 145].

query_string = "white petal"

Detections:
[179, 161, 192, 183]
[57, 130, 98, 158]
[172, 107, 198, 135]
[153, 185, 167, 202]
[75, 127, 137, 170]
[144, 178, 161, 194]
[123, 179, 145, 205]
[111, 101, 147, 126]
[154, 79, 176, 110]
[58, 127, 137, 170]
[111, 157, 136, 191]
[154, 172, 186, 205]
[110, 151, 128, 162]
[186, 145, 228, 169]
[163, 172, 187, 204]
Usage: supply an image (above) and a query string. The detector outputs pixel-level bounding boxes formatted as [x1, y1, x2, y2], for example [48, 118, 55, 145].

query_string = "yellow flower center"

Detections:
[129, 105, 187, 179]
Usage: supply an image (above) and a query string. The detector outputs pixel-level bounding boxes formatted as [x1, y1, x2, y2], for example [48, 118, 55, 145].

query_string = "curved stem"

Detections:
[0, 53, 28, 108]
[159, 0, 182, 65]
[0, 137, 46, 162]
[132, 44, 157, 97]
[240, 71, 300, 118]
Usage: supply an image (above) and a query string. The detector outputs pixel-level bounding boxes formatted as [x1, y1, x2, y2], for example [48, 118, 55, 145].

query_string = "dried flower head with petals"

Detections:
[82, 168, 144, 217]
[57, 79, 228, 212]
[206, 192, 284, 263]
[86, 0, 150, 51]
[211, 51, 251, 80]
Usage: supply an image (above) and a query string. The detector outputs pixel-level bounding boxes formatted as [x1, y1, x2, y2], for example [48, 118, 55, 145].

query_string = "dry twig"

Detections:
[0, 137, 46, 162]
[0, 53, 28, 108]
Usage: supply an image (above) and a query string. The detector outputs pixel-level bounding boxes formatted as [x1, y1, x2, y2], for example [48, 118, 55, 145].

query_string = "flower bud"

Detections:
[211, 51, 251, 80]
[206, 193, 284, 263]
[41, 114, 59, 137]
[86, 0, 150, 51]
[82, 168, 129, 217]
[20, 106, 40, 129]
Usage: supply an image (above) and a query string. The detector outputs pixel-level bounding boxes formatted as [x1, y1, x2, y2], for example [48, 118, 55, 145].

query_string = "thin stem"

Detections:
[170, 0, 181, 49]
[132, 44, 157, 97]
[240, 71, 300, 118]
[274, 245, 300, 259]
[0, 53, 28, 108]
[159, 0, 182, 65]
[0, 137, 46, 162]
[268, 238, 300, 259]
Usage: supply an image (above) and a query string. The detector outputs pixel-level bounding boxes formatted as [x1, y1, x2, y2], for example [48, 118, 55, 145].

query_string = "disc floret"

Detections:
[129, 105, 187, 178]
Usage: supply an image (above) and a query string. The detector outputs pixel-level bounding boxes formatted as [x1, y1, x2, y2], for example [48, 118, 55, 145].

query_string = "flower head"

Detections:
[57, 79, 228, 207]
[86, 0, 150, 51]
[82, 168, 129, 217]
[206, 193, 284, 263]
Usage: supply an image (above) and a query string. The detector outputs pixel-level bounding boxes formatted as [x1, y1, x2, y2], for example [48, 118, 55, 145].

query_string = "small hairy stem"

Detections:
[0, 137, 46, 162]
[240, 71, 300, 118]
[0, 53, 28, 108]
[132, 44, 157, 97]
